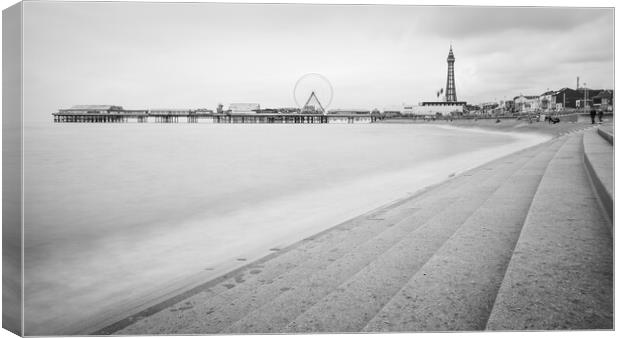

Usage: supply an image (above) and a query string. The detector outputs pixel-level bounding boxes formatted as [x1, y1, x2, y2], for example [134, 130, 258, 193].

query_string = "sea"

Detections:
[22, 122, 548, 334]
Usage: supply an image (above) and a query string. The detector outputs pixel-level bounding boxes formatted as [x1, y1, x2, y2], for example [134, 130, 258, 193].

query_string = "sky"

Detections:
[22, 1, 614, 122]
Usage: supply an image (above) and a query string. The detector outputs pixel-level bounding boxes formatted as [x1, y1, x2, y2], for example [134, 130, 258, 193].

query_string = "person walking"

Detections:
[590, 107, 597, 124]
[598, 109, 604, 123]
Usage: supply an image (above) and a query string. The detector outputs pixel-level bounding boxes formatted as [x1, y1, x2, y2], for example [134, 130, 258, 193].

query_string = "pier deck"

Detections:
[52, 112, 380, 124]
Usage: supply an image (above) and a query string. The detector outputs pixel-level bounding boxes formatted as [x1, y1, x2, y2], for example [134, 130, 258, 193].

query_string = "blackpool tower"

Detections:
[445, 45, 457, 102]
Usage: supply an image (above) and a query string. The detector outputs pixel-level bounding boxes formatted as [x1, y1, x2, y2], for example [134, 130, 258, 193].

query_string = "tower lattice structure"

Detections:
[445, 45, 457, 102]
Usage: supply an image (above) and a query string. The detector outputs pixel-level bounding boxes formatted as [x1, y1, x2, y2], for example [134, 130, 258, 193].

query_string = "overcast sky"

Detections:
[23, 2, 613, 122]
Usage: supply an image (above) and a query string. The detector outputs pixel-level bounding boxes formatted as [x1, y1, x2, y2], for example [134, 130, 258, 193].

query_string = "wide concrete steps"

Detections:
[109, 132, 611, 334]
[486, 133, 613, 329]
[583, 127, 614, 222]
[229, 138, 561, 334]
[361, 136, 566, 332]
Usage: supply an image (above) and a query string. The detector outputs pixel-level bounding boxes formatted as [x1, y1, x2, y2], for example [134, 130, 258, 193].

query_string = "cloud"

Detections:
[412, 6, 611, 39]
[22, 2, 615, 122]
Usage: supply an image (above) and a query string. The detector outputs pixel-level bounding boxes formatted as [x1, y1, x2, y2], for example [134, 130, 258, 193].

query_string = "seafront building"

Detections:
[539, 91, 556, 112]
[513, 95, 541, 113]
[592, 90, 614, 111]
[508, 88, 614, 115]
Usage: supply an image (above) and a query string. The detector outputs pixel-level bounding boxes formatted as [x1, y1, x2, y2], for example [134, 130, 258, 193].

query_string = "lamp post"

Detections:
[586, 85, 589, 111]
[583, 82, 587, 112]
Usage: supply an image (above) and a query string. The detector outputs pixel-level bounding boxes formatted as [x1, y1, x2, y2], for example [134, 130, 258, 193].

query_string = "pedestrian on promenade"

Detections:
[598, 109, 604, 123]
[590, 108, 597, 124]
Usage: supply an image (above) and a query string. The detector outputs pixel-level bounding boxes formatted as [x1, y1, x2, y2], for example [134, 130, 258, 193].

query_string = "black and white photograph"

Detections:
[1, 0, 615, 336]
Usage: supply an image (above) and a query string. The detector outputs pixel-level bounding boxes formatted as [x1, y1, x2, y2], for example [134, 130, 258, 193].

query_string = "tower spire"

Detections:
[445, 45, 457, 102]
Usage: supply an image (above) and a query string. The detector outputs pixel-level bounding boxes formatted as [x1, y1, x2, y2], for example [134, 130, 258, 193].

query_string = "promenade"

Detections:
[96, 121, 613, 334]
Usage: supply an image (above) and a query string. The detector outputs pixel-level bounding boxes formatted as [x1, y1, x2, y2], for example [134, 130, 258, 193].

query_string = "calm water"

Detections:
[23, 122, 547, 334]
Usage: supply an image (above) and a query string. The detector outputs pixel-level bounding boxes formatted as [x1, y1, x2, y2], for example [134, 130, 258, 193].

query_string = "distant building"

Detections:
[539, 91, 555, 112]
[229, 103, 260, 114]
[148, 109, 193, 115]
[406, 101, 466, 116]
[402, 105, 414, 115]
[478, 102, 498, 110]
[254, 108, 279, 114]
[382, 110, 402, 118]
[551, 88, 581, 109]
[592, 90, 614, 112]
[277, 107, 301, 114]
[513, 95, 540, 113]
[551, 88, 605, 110]
[463, 104, 479, 115]
[59, 105, 124, 114]
[501, 100, 515, 113]
[327, 109, 371, 115]
[474, 102, 500, 116]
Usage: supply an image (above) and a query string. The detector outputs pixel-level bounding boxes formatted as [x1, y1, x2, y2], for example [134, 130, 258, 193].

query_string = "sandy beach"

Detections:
[380, 114, 610, 135]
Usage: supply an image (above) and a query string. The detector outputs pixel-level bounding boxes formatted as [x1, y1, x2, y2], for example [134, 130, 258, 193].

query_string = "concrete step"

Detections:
[362, 136, 567, 332]
[279, 141, 564, 333]
[485, 134, 613, 330]
[597, 125, 613, 145]
[583, 128, 613, 223]
[114, 138, 554, 334]
[225, 140, 548, 333]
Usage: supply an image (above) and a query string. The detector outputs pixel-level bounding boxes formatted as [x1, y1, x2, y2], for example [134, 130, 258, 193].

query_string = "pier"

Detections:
[52, 106, 379, 124]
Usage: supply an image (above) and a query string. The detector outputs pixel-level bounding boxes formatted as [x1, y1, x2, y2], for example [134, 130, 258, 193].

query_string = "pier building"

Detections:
[59, 105, 125, 114]
[54, 105, 149, 123]
[326, 109, 372, 123]
[228, 103, 260, 114]
[327, 109, 371, 115]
